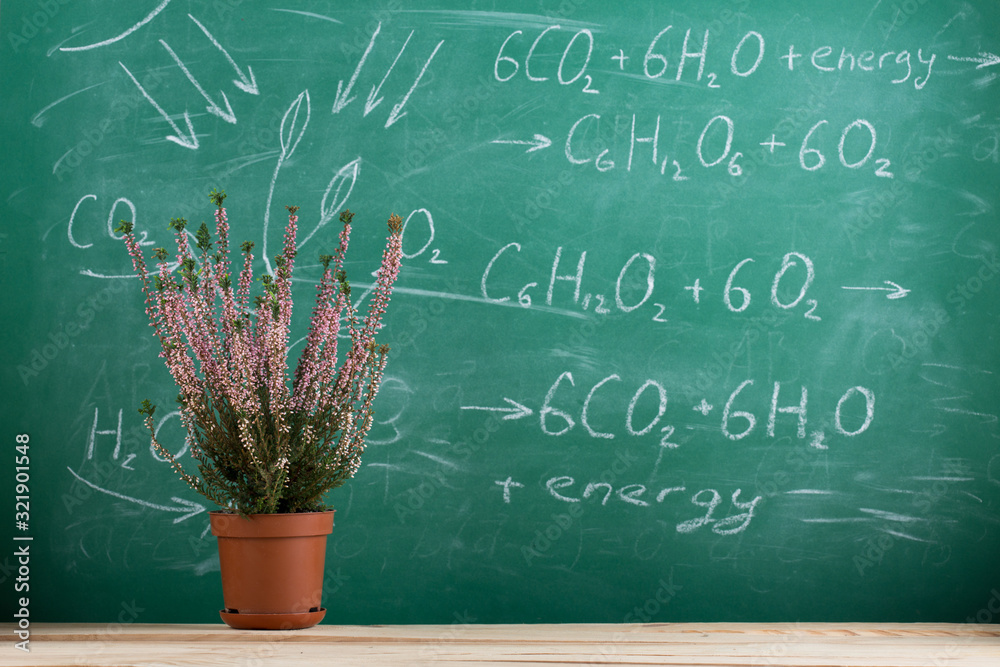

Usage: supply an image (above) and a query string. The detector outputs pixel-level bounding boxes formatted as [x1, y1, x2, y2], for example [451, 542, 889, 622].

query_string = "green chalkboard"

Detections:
[3, 0, 1000, 626]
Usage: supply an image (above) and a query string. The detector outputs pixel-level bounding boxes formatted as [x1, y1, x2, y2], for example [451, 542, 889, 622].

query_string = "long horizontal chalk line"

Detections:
[398, 9, 601, 32]
[291, 277, 590, 319]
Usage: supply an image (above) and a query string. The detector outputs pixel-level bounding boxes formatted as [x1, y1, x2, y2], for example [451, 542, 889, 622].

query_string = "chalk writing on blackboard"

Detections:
[467, 373, 874, 453]
[496, 475, 763, 535]
[492, 25, 941, 91]
[481, 246, 846, 322]
[495, 114, 897, 180]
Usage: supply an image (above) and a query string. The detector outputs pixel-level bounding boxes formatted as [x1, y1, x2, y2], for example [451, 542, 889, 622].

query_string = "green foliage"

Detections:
[195, 222, 212, 253]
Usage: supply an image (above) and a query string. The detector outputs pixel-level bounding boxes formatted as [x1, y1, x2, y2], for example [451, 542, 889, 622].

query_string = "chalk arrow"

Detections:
[460, 398, 533, 421]
[119, 62, 199, 149]
[947, 52, 1000, 69]
[188, 13, 259, 95]
[841, 281, 910, 299]
[385, 39, 445, 129]
[332, 22, 380, 114]
[365, 29, 414, 117]
[67, 467, 206, 523]
[491, 134, 553, 153]
[160, 40, 237, 124]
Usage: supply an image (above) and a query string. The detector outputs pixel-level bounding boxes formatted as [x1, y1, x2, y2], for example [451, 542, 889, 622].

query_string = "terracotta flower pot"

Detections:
[210, 510, 335, 630]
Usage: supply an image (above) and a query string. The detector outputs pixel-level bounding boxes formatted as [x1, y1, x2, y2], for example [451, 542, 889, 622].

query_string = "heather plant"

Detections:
[116, 189, 403, 515]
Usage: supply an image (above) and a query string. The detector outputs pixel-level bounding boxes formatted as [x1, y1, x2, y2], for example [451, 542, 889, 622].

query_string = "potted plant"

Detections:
[116, 190, 403, 629]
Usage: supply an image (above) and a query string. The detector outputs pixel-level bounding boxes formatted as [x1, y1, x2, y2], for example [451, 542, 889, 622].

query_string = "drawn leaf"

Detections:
[299, 158, 362, 250]
[279, 90, 311, 159]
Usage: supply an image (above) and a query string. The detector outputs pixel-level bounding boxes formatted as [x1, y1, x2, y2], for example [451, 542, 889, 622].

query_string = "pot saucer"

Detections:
[219, 607, 326, 630]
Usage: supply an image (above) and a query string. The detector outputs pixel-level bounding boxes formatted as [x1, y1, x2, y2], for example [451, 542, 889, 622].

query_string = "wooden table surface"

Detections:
[6, 622, 1000, 666]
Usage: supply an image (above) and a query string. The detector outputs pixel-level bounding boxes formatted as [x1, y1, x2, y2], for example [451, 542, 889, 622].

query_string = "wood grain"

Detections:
[9, 623, 999, 666]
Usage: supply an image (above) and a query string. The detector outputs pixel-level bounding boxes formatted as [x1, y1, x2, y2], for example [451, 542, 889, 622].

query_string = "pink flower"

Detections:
[120, 195, 403, 515]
